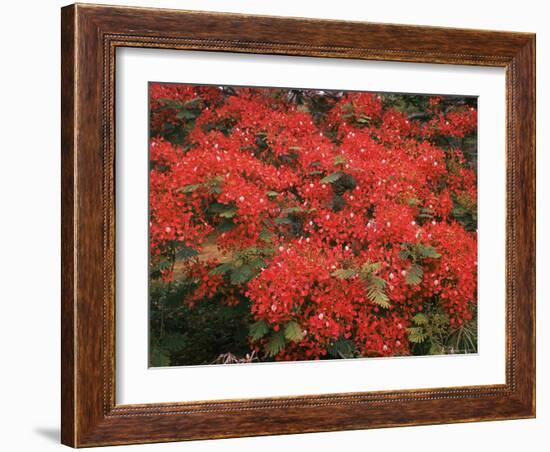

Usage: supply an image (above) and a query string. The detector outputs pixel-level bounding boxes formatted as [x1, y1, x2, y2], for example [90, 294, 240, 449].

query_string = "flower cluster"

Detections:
[149, 83, 478, 362]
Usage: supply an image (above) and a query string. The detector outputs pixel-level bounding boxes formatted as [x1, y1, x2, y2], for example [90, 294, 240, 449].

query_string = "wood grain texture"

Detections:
[60, 5, 76, 446]
[61, 3, 536, 447]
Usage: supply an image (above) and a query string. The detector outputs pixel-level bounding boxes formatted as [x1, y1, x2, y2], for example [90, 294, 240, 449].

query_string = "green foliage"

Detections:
[447, 312, 478, 354]
[333, 155, 347, 166]
[150, 346, 171, 367]
[161, 333, 188, 352]
[282, 206, 307, 214]
[274, 217, 293, 224]
[219, 209, 237, 218]
[332, 261, 390, 308]
[209, 262, 234, 276]
[327, 338, 357, 359]
[416, 206, 435, 222]
[452, 193, 478, 232]
[179, 183, 202, 193]
[249, 320, 269, 341]
[209, 247, 273, 286]
[149, 280, 253, 366]
[259, 229, 274, 243]
[149, 256, 173, 279]
[406, 327, 427, 344]
[216, 220, 235, 233]
[406, 197, 420, 207]
[265, 331, 286, 357]
[230, 265, 254, 284]
[331, 268, 358, 280]
[404, 308, 470, 356]
[412, 312, 428, 325]
[360, 261, 390, 308]
[399, 243, 441, 286]
[175, 245, 198, 259]
[158, 97, 202, 110]
[152, 97, 204, 145]
[399, 243, 441, 261]
[366, 276, 390, 308]
[284, 321, 304, 342]
[320, 171, 343, 184]
[381, 93, 430, 115]
[406, 263, 423, 286]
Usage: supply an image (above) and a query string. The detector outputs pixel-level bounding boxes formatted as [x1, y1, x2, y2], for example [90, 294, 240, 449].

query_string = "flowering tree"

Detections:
[149, 83, 478, 366]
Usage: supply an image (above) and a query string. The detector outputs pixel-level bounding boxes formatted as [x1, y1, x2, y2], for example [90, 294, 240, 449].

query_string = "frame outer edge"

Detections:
[514, 35, 536, 416]
[61, 3, 77, 448]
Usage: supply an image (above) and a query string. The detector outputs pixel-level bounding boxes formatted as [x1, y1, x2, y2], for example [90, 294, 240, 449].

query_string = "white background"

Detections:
[0, 0, 546, 451]
[117, 49, 505, 404]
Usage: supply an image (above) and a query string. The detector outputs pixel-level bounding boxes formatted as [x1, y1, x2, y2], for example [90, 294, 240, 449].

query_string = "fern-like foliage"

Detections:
[284, 320, 304, 342]
[406, 263, 423, 285]
[399, 242, 441, 286]
[265, 331, 286, 357]
[331, 268, 358, 280]
[331, 260, 390, 308]
[366, 275, 390, 308]
[249, 319, 269, 341]
[406, 326, 427, 344]
[327, 338, 357, 359]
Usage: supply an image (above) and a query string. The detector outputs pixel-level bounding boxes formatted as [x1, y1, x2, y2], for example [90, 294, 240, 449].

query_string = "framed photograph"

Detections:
[61, 3, 535, 447]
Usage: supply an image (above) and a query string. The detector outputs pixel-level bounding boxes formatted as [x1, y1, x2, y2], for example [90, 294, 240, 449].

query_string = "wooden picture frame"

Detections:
[61, 3, 535, 447]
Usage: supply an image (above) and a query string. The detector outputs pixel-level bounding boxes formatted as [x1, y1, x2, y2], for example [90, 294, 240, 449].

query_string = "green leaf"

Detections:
[259, 229, 274, 243]
[274, 217, 293, 224]
[219, 208, 237, 218]
[249, 320, 269, 341]
[160, 333, 187, 352]
[429, 342, 444, 355]
[367, 277, 390, 309]
[182, 97, 202, 108]
[417, 245, 441, 259]
[407, 327, 427, 344]
[331, 268, 357, 280]
[176, 109, 199, 120]
[283, 206, 306, 214]
[178, 183, 202, 193]
[265, 331, 286, 357]
[216, 220, 235, 232]
[412, 313, 429, 326]
[356, 114, 372, 124]
[206, 176, 224, 194]
[284, 321, 304, 343]
[266, 191, 279, 199]
[333, 155, 347, 166]
[406, 263, 423, 285]
[398, 249, 411, 260]
[208, 262, 234, 276]
[327, 339, 356, 358]
[230, 265, 254, 285]
[208, 202, 232, 213]
[150, 258, 173, 274]
[175, 245, 198, 259]
[361, 261, 382, 274]
[149, 347, 170, 367]
[320, 172, 343, 184]
[249, 257, 267, 270]
[406, 197, 420, 207]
